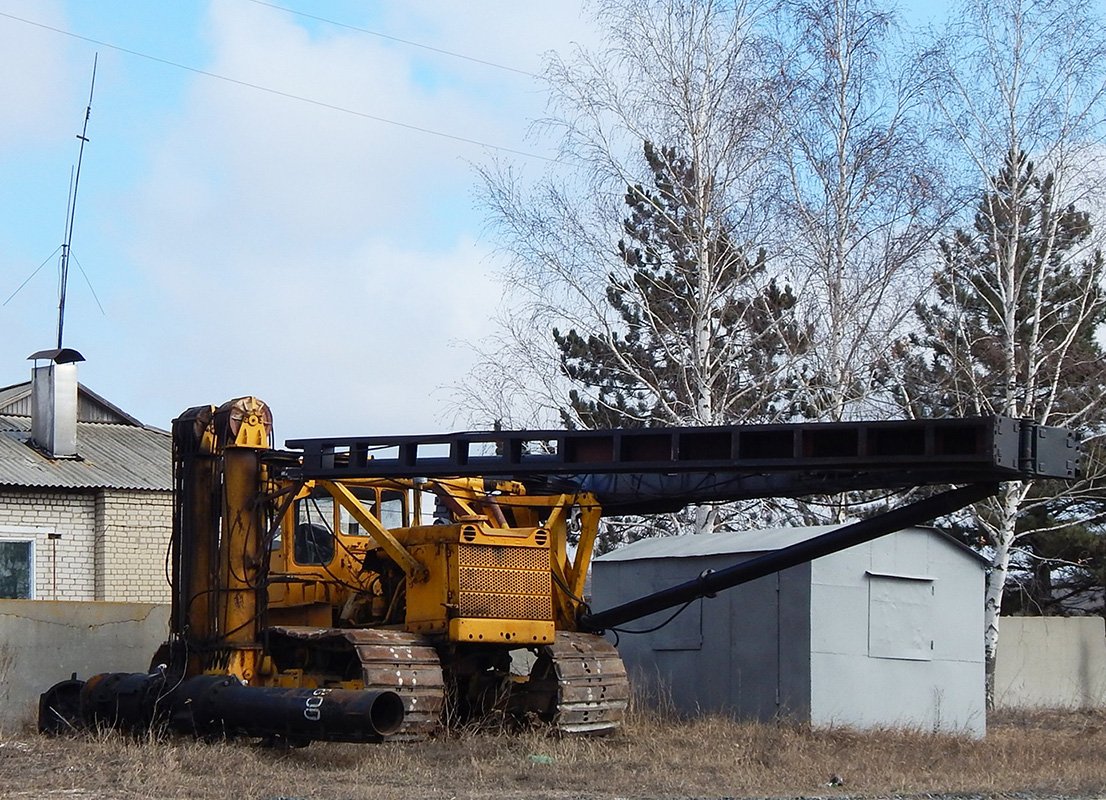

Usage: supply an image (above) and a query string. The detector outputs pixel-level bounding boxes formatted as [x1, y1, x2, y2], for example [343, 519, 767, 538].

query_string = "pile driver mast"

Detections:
[40, 397, 1079, 744]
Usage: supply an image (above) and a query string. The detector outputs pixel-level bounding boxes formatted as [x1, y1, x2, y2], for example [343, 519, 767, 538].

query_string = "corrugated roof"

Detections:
[0, 381, 142, 425]
[0, 384, 31, 416]
[0, 414, 171, 491]
[593, 524, 986, 564]
[592, 522, 990, 566]
[595, 525, 843, 561]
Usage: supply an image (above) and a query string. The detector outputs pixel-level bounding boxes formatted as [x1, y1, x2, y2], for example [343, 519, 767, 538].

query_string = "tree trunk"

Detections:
[982, 483, 1019, 709]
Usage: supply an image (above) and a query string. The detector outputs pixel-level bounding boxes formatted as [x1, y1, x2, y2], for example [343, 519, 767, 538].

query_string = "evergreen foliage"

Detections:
[894, 149, 1106, 618]
[900, 150, 1104, 423]
[553, 142, 806, 431]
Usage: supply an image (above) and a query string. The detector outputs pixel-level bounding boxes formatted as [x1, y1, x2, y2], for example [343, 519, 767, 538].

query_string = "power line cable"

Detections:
[242, 0, 540, 78]
[0, 10, 558, 164]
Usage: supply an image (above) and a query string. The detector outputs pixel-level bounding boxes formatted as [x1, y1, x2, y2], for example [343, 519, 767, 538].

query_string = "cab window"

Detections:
[336, 487, 408, 534]
[294, 494, 335, 565]
[337, 486, 378, 536]
[379, 490, 406, 528]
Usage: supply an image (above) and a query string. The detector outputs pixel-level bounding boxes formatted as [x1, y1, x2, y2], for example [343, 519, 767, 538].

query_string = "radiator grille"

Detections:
[458, 544, 549, 571]
[458, 592, 554, 620]
[459, 568, 550, 595]
[456, 543, 552, 621]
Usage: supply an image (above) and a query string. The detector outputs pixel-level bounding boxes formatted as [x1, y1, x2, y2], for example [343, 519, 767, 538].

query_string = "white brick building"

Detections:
[0, 350, 172, 603]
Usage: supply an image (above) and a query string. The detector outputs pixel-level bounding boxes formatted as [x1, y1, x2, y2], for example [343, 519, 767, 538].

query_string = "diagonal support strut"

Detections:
[578, 482, 999, 632]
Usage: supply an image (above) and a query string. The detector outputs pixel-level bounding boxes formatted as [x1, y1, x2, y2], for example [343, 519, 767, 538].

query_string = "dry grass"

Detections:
[2, 707, 1106, 800]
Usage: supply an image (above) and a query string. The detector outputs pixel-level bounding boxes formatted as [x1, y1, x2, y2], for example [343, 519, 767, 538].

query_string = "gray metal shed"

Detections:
[592, 525, 987, 737]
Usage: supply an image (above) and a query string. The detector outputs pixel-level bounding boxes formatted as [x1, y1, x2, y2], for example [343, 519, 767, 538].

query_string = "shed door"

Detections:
[867, 572, 934, 661]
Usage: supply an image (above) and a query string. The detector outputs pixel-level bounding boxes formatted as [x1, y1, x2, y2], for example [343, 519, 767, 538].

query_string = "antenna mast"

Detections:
[57, 54, 97, 350]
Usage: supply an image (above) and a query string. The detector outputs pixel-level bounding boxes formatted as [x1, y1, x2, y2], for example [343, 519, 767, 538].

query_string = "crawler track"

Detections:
[268, 626, 445, 741]
[267, 627, 627, 738]
[523, 631, 629, 735]
[345, 629, 445, 741]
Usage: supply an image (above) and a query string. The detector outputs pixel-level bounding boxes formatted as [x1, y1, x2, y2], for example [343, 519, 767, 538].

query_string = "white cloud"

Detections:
[105, 234, 500, 438]
[114, 0, 582, 436]
[2, 1, 592, 438]
[0, 0, 78, 150]
[378, 2, 599, 75]
[129, 0, 568, 266]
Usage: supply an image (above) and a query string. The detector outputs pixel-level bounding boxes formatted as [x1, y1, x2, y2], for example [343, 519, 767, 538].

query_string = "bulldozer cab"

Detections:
[287, 484, 407, 564]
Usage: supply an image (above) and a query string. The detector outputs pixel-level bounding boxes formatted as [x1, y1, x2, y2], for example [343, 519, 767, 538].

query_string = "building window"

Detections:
[0, 539, 34, 599]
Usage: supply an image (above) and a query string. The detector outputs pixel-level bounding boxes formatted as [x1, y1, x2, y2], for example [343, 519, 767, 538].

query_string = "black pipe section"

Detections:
[579, 482, 999, 632]
[38, 676, 85, 735]
[80, 671, 168, 732]
[169, 675, 405, 743]
[39, 672, 405, 745]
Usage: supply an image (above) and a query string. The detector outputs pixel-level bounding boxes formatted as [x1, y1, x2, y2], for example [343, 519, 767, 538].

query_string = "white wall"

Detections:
[0, 491, 96, 599]
[994, 616, 1106, 709]
[809, 529, 986, 737]
[95, 490, 172, 602]
[0, 489, 172, 603]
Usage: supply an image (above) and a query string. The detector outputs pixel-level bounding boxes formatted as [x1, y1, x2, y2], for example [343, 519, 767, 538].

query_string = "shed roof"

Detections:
[0, 382, 170, 492]
[594, 523, 987, 564]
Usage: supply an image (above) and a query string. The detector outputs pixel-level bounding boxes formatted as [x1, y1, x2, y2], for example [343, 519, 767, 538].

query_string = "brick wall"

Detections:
[0, 488, 171, 603]
[95, 489, 172, 602]
[0, 489, 96, 599]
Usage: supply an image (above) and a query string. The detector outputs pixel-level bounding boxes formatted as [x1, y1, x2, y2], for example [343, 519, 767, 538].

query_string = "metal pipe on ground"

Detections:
[169, 675, 405, 743]
[39, 672, 405, 744]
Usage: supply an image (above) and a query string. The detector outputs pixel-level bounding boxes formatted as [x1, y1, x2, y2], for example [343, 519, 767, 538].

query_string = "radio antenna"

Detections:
[57, 53, 97, 350]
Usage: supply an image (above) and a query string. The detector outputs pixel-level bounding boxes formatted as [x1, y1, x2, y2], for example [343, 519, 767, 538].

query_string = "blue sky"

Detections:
[0, 0, 596, 439]
[0, 0, 948, 440]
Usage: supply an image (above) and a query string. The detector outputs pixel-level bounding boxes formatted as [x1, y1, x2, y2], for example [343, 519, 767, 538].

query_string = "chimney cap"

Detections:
[28, 348, 85, 364]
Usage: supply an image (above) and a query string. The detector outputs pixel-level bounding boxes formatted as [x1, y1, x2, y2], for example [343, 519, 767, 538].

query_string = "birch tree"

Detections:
[898, 0, 1106, 703]
[778, 0, 947, 417]
[472, 0, 792, 541]
[766, 0, 951, 523]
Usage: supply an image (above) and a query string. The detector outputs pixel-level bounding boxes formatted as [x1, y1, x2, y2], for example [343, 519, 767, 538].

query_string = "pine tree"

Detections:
[894, 149, 1106, 701]
[553, 142, 806, 432]
[1003, 497, 1106, 616]
[903, 151, 1104, 423]
[551, 142, 807, 551]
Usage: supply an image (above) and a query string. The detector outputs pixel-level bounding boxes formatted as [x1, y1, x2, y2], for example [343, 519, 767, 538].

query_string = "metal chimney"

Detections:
[28, 348, 85, 459]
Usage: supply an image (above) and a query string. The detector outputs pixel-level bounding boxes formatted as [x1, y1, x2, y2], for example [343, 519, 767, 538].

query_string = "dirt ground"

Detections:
[2, 709, 1105, 800]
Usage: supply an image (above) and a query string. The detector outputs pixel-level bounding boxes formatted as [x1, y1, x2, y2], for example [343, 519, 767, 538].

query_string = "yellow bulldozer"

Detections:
[39, 397, 1079, 744]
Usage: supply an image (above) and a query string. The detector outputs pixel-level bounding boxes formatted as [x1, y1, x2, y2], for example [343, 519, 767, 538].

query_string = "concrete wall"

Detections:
[0, 600, 170, 731]
[994, 616, 1106, 709]
[809, 530, 986, 737]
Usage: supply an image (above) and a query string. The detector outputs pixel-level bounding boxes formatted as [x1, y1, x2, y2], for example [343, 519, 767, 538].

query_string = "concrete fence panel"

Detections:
[994, 616, 1106, 710]
[0, 600, 170, 731]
